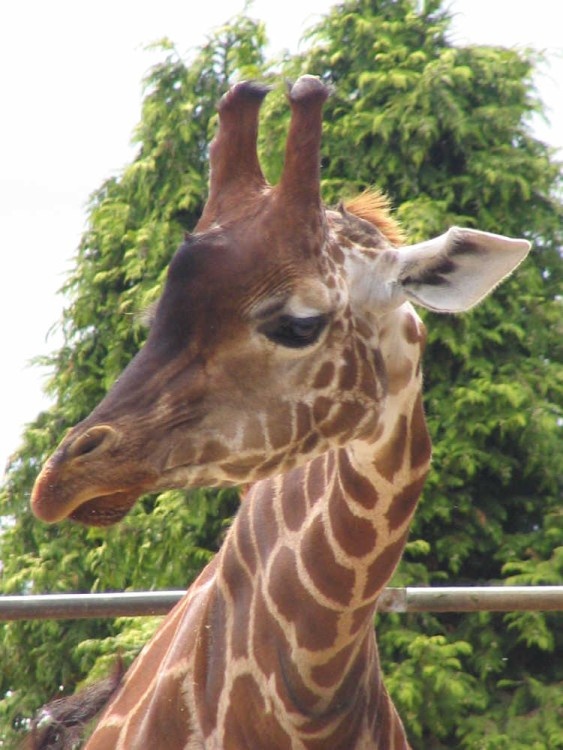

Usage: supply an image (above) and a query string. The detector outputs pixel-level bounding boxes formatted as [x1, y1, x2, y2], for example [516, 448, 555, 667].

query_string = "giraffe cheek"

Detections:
[267, 411, 293, 451]
[163, 440, 199, 471]
[198, 440, 232, 465]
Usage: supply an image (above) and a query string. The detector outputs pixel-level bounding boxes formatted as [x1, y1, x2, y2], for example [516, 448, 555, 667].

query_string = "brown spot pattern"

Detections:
[300, 516, 354, 606]
[305, 455, 327, 507]
[194, 590, 228, 736]
[220, 544, 251, 659]
[363, 532, 409, 599]
[198, 440, 230, 464]
[313, 361, 335, 389]
[310, 641, 355, 688]
[251, 488, 281, 566]
[242, 416, 265, 451]
[329, 492, 378, 558]
[268, 546, 339, 650]
[300, 651, 369, 746]
[402, 313, 423, 344]
[280, 470, 308, 532]
[385, 475, 426, 532]
[370, 685, 393, 748]
[409, 394, 432, 470]
[387, 357, 414, 396]
[269, 410, 293, 450]
[351, 600, 377, 635]
[258, 452, 285, 475]
[372, 349, 388, 395]
[235, 507, 258, 573]
[301, 431, 320, 454]
[338, 450, 379, 509]
[313, 396, 333, 425]
[296, 402, 313, 440]
[374, 416, 407, 482]
[322, 401, 367, 441]
[252, 593, 320, 715]
[338, 348, 358, 390]
[223, 675, 292, 749]
[359, 359, 383, 403]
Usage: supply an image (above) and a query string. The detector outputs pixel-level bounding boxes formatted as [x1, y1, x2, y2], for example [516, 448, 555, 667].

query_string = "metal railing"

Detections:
[1, 586, 562, 621]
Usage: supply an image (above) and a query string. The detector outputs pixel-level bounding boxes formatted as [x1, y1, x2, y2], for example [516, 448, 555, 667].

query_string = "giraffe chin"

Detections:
[69, 491, 140, 527]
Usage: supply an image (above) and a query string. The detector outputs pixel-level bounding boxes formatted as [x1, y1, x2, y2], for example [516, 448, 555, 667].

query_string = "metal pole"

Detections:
[377, 586, 563, 613]
[1, 587, 562, 622]
[0, 591, 185, 621]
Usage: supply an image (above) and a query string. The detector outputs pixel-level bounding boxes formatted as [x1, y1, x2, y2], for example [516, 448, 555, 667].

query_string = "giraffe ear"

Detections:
[360, 227, 531, 314]
[396, 227, 531, 312]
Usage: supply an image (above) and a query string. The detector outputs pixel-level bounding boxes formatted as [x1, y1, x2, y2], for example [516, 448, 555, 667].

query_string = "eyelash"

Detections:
[259, 314, 328, 349]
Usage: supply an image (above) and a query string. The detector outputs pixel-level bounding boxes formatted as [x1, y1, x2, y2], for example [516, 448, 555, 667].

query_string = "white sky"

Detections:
[1, 0, 561, 476]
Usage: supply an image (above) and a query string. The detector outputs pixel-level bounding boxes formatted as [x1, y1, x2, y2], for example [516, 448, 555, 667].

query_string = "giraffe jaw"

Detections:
[68, 490, 141, 527]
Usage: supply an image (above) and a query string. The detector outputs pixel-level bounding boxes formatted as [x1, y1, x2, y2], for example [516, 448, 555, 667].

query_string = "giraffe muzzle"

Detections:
[30, 423, 159, 526]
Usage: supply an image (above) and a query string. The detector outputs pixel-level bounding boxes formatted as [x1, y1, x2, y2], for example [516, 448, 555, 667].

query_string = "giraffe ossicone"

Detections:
[30, 75, 530, 749]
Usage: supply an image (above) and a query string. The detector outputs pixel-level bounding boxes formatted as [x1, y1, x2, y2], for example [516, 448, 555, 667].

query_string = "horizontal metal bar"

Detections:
[0, 591, 185, 621]
[1, 587, 562, 622]
[377, 586, 563, 613]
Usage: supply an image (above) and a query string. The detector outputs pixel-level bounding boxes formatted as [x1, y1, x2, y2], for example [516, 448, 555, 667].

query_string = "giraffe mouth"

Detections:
[68, 490, 141, 527]
[31, 458, 151, 527]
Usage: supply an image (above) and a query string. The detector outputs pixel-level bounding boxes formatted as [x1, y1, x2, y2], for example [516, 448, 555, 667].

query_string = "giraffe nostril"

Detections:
[67, 425, 118, 460]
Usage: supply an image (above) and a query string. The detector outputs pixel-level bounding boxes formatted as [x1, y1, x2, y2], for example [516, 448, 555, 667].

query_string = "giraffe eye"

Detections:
[260, 314, 328, 349]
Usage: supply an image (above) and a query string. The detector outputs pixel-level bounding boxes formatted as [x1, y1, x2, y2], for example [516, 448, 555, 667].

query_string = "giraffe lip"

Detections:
[31, 465, 146, 526]
[68, 489, 141, 527]
[31, 447, 161, 525]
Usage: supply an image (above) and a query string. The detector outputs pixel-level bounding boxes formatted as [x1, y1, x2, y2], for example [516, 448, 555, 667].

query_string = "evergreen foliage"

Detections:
[1, 1, 561, 746]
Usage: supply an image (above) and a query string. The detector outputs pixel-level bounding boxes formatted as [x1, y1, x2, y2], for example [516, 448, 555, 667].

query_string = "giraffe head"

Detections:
[31, 76, 530, 526]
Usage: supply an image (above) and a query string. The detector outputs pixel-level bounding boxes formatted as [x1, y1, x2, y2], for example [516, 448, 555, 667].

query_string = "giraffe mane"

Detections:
[343, 189, 405, 247]
[25, 659, 124, 749]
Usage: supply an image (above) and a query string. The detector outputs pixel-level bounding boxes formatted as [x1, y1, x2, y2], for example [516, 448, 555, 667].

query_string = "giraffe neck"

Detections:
[207, 374, 430, 748]
[86, 401, 429, 749]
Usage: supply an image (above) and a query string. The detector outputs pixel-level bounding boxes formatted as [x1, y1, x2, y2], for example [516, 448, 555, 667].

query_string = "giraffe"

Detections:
[30, 76, 530, 749]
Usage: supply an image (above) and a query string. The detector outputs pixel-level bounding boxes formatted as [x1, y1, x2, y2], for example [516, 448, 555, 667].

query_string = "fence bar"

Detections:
[0, 591, 185, 621]
[377, 586, 563, 613]
[1, 587, 562, 622]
